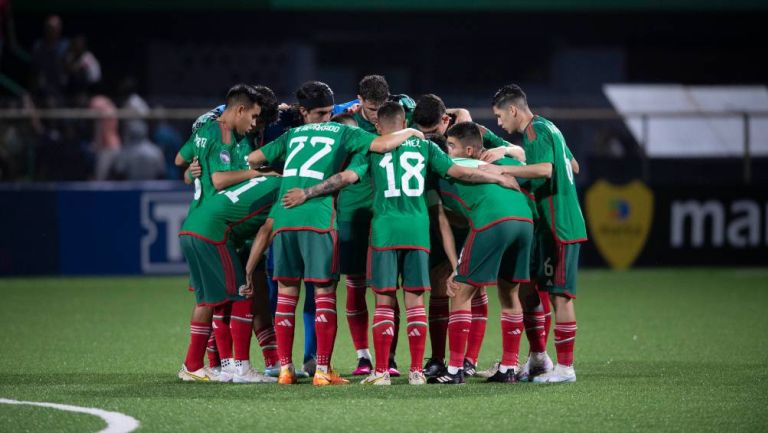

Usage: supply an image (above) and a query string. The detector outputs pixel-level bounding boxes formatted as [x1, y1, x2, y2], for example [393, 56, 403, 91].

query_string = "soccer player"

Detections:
[246, 99, 426, 386]
[481, 84, 588, 383]
[412, 93, 525, 377]
[340, 75, 415, 376]
[429, 122, 533, 384]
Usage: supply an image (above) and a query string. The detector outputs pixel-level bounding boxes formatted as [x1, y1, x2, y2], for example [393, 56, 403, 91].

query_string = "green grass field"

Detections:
[1, 269, 767, 433]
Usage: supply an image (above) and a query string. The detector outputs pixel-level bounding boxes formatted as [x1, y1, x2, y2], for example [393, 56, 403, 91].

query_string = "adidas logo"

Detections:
[508, 329, 522, 335]
[277, 319, 293, 327]
[408, 328, 421, 337]
[382, 327, 395, 336]
[212, 322, 218, 329]
[316, 314, 328, 323]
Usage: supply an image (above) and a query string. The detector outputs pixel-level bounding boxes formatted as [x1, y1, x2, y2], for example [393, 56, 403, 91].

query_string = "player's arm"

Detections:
[243, 219, 275, 294]
[211, 168, 273, 191]
[446, 108, 472, 123]
[479, 162, 552, 179]
[435, 203, 459, 270]
[282, 169, 361, 209]
[368, 128, 425, 153]
[446, 164, 521, 190]
[571, 158, 580, 175]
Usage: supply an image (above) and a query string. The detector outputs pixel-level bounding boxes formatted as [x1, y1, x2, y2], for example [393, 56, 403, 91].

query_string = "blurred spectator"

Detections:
[89, 94, 121, 180]
[65, 35, 101, 95]
[117, 77, 149, 144]
[0, 0, 20, 65]
[31, 15, 68, 107]
[109, 120, 165, 180]
[152, 118, 184, 179]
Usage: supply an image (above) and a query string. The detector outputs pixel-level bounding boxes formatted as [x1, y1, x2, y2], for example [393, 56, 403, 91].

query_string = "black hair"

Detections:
[251, 85, 279, 126]
[331, 112, 357, 127]
[492, 84, 528, 109]
[413, 94, 447, 128]
[446, 121, 482, 150]
[426, 133, 448, 153]
[225, 83, 261, 108]
[295, 81, 334, 109]
[376, 101, 405, 124]
[358, 75, 389, 103]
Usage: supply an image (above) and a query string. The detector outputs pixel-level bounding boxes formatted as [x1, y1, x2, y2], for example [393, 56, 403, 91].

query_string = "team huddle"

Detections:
[175, 75, 587, 386]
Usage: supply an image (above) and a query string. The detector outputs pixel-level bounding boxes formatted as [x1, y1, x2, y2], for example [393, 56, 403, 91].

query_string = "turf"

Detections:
[1, 269, 767, 432]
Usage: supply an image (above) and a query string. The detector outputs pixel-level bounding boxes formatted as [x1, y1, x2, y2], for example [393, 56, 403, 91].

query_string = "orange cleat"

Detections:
[312, 369, 349, 386]
[278, 365, 298, 385]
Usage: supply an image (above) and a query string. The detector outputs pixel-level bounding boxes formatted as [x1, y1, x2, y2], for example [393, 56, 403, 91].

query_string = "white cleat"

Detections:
[219, 365, 235, 383]
[203, 366, 223, 382]
[532, 364, 576, 383]
[408, 370, 427, 385]
[475, 362, 500, 379]
[234, 366, 278, 383]
[178, 365, 210, 382]
[518, 352, 554, 382]
[360, 371, 391, 385]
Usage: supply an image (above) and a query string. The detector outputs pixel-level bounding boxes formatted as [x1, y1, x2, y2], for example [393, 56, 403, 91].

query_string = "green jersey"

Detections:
[180, 176, 280, 245]
[479, 125, 509, 149]
[366, 137, 454, 250]
[181, 121, 252, 213]
[260, 122, 376, 233]
[438, 158, 532, 231]
[522, 116, 587, 242]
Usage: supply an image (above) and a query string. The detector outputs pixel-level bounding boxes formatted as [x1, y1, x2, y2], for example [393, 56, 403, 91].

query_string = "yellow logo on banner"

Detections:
[586, 180, 653, 270]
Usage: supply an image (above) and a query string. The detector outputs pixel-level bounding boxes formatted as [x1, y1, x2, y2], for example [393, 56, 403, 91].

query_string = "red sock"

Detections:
[428, 295, 449, 359]
[213, 304, 233, 360]
[501, 312, 524, 367]
[448, 310, 472, 369]
[230, 299, 253, 362]
[206, 332, 220, 368]
[390, 298, 400, 358]
[345, 274, 369, 351]
[315, 292, 338, 368]
[406, 306, 427, 372]
[523, 311, 547, 353]
[539, 290, 552, 344]
[372, 304, 396, 373]
[554, 321, 577, 366]
[184, 321, 211, 371]
[254, 326, 279, 367]
[465, 291, 488, 364]
[275, 294, 298, 366]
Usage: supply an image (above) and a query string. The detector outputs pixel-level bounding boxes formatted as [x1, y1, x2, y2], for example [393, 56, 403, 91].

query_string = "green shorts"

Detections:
[180, 235, 247, 306]
[534, 229, 582, 298]
[367, 248, 431, 293]
[272, 230, 339, 284]
[338, 220, 370, 276]
[455, 219, 533, 287]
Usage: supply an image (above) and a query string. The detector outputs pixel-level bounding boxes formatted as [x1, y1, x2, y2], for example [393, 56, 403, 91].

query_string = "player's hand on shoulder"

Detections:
[409, 128, 425, 140]
[282, 188, 307, 208]
[480, 147, 506, 163]
[507, 145, 526, 162]
[499, 175, 520, 191]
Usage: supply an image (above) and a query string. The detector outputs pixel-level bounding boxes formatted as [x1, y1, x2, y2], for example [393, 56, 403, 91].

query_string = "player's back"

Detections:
[438, 157, 532, 231]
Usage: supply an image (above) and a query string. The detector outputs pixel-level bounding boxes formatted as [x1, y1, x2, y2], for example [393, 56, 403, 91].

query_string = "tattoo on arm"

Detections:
[303, 173, 345, 199]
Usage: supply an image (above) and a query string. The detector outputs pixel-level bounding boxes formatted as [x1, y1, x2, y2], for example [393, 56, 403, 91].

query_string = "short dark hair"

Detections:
[413, 94, 446, 128]
[426, 133, 448, 153]
[446, 121, 482, 150]
[358, 75, 389, 103]
[251, 85, 278, 126]
[225, 83, 260, 108]
[331, 112, 357, 127]
[295, 81, 334, 107]
[376, 101, 405, 125]
[492, 84, 528, 109]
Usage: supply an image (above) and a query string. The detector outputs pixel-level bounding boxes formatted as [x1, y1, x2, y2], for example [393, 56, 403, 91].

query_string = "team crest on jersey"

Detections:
[586, 180, 653, 270]
[219, 150, 231, 164]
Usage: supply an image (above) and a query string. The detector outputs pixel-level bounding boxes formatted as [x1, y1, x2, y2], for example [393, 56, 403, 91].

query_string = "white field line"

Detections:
[0, 398, 140, 433]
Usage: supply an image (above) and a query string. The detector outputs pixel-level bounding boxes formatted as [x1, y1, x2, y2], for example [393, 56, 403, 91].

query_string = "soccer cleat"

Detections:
[278, 365, 298, 385]
[219, 365, 235, 383]
[313, 369, 350, 386]
[264, 363, 281, 378]
[486, 368, 518, 383]
[475, 362, 500, 379]
[423, 358, 446, 378]
[532, 364, 576, 384]
[203, 366, 223, 382]
[360, 371, 391, 386]
[299, 358, 316, 378]
[234, 366, 278, 384]
[178, 365, 210, 382]
[463, 358, 477, 377]
[518, 352, 554, 382]
[427, 369, 465, 385]
[352, 357, 373, 376]
[388, 358, 401, 377]
[408, 370, 427, 385]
